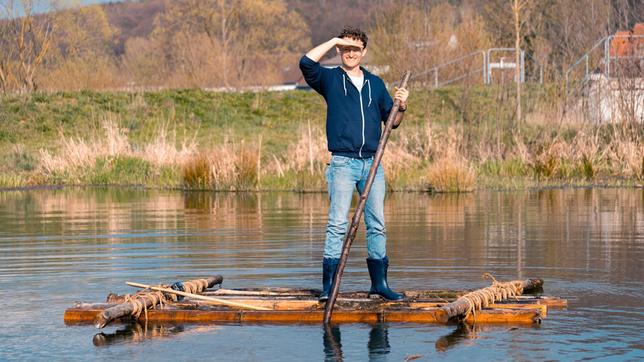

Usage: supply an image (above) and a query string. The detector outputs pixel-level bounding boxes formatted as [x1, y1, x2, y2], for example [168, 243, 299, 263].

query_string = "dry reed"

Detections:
[181, 139, 262, 190]
[427, 156, 476, 192]
[39, 119, 196, 182]
[182, 153, 211, 189]
[31, 101, 644, 190]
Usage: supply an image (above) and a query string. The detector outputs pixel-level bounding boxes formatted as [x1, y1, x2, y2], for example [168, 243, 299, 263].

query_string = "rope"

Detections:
[182, 279, 209, 294]
[450, 273, 525, 322]
[123, 279, 211, 321]
[124, 290, 169, 322]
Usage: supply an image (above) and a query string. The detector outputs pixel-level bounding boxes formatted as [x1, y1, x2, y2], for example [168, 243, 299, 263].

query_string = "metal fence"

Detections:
[565, 34, 643, 123]
[410, 48, 541, 88]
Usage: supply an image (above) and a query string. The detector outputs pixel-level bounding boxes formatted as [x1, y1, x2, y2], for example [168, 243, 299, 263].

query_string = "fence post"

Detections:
[482, 51, 487, 84]
[521, 50, 525, 83]
[604, 36, 611, 79]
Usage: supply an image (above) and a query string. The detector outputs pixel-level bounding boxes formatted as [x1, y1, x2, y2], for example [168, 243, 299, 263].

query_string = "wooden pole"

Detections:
[94, 275, 223, 328]
[323, 71, 411, 325]
[126, 282, 271, 311]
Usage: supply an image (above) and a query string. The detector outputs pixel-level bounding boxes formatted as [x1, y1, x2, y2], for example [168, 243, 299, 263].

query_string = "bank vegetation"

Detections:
[1, 87, 642, 192]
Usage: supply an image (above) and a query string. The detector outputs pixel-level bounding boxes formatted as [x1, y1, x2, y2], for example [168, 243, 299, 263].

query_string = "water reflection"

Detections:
[367, 323, 391, 358]
[323, 323, 392, 361]
[434, 323, 540, 352]
[1, 188, 641, 285]
[434, 323, 480, 352]
[93, 322, 185, 347]
[323, 324, 343, 361]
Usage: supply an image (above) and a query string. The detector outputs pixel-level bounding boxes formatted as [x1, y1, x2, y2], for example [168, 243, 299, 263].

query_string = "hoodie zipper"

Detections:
[357, 85, 366, 158]
[343, 72, 367, 158]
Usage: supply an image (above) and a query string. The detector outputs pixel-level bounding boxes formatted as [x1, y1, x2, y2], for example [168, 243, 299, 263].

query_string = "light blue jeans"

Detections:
[324, 155, 387, 259]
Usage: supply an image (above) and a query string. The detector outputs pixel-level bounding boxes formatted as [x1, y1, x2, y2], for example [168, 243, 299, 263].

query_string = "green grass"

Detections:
[0, 89, 325, 161]
[1, 86, 642, 191]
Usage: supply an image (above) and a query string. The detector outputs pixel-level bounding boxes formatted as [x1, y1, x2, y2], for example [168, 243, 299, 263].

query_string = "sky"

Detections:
[79, 0, 123, 4]
[0, 0, 125, 17]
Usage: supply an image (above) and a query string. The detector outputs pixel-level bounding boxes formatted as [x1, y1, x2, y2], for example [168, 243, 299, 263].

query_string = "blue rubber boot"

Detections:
[319, 258, 340, 301]
[367, 256, 404, 301]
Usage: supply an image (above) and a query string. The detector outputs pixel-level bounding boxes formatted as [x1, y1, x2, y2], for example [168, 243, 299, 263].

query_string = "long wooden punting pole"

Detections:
[324, 71, 411, 325]
[94, 275, 223, 328]
[437, 278, 544, 323]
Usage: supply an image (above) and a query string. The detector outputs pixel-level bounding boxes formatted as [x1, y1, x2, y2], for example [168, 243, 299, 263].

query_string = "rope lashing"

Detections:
[445, 273, 525, 321]
[124, 290, 167, 322]
[182, 278, 209, 294]
[124, 279, 212, 321]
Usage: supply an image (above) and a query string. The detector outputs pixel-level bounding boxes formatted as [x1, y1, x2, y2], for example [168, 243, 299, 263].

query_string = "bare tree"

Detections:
[511, 0, 535, 125]
[0, 1, 19, 92]
[0, 0, 56, 92]
[150, 0, 309, 88]
[40, 4, 119, 90]
[512, 0, 523, 124]
[369, 2, 491, 84]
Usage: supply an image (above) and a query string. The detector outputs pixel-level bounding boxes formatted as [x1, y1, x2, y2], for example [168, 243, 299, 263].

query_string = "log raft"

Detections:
[65, 276, 566, 326]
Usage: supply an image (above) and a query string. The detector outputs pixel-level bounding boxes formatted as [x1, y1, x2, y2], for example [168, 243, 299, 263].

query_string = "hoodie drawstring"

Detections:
[342, 74, 372, 108]
[342, 74, 347, 96]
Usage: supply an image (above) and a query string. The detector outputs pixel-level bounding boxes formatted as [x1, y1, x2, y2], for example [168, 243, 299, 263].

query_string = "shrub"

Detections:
[182, 154, 212, 189]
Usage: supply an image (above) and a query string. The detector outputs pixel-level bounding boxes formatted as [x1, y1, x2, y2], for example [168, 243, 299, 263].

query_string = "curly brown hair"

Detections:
[338, 26, 368, 48]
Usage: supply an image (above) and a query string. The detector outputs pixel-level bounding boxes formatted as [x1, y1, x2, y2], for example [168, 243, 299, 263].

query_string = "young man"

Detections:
[299, 27, 409, 301]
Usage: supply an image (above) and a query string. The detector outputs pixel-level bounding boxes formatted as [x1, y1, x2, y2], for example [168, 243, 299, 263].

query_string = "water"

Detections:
[0, 188, 642, 361]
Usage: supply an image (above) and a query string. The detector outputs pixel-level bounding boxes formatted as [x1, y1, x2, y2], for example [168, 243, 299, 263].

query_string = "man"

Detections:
[299, 26, 409, 301]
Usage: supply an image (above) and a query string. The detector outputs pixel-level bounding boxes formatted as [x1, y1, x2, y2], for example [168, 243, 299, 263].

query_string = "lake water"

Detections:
[0, 188, 642, 361]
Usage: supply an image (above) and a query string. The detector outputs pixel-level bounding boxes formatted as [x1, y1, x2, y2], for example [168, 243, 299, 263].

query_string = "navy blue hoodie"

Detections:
[299, 55, 394, 159]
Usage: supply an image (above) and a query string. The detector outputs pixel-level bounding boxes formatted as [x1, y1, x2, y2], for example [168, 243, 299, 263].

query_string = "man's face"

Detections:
[337, 37, 366, 69]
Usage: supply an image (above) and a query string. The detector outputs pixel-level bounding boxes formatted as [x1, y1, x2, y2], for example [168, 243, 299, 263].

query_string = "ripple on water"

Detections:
[0, 189, 642, 361]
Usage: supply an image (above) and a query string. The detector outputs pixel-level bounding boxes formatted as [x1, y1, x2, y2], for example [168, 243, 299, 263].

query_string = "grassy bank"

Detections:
[1, 86, 642, 191]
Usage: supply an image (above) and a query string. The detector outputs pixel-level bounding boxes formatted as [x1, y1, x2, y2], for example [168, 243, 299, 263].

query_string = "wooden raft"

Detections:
[64, 277, 567, 326]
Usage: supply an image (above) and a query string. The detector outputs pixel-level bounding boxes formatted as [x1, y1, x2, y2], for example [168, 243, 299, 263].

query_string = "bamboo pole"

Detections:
[126, 282, 271, 311]
[323, 71, 411, 324]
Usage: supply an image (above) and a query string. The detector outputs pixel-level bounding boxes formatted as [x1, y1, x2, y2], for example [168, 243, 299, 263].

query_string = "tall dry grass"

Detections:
[261, 122, 329, 191]
[182, 139, 261, 190]
[422, 126, 476, 192]
[427, 156, 476, 192]
[39, 119, 196, 182]
[32, 102, 643, 191]
[273, 121, 328, 175]
[182, 153, 211, 189]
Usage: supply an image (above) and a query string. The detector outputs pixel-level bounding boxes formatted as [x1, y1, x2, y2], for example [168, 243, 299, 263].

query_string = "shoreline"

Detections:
[1, 180, 642, 193]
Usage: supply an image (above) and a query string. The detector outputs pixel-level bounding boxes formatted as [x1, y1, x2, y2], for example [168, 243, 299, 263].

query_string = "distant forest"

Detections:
[0, 0, 642, 92]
